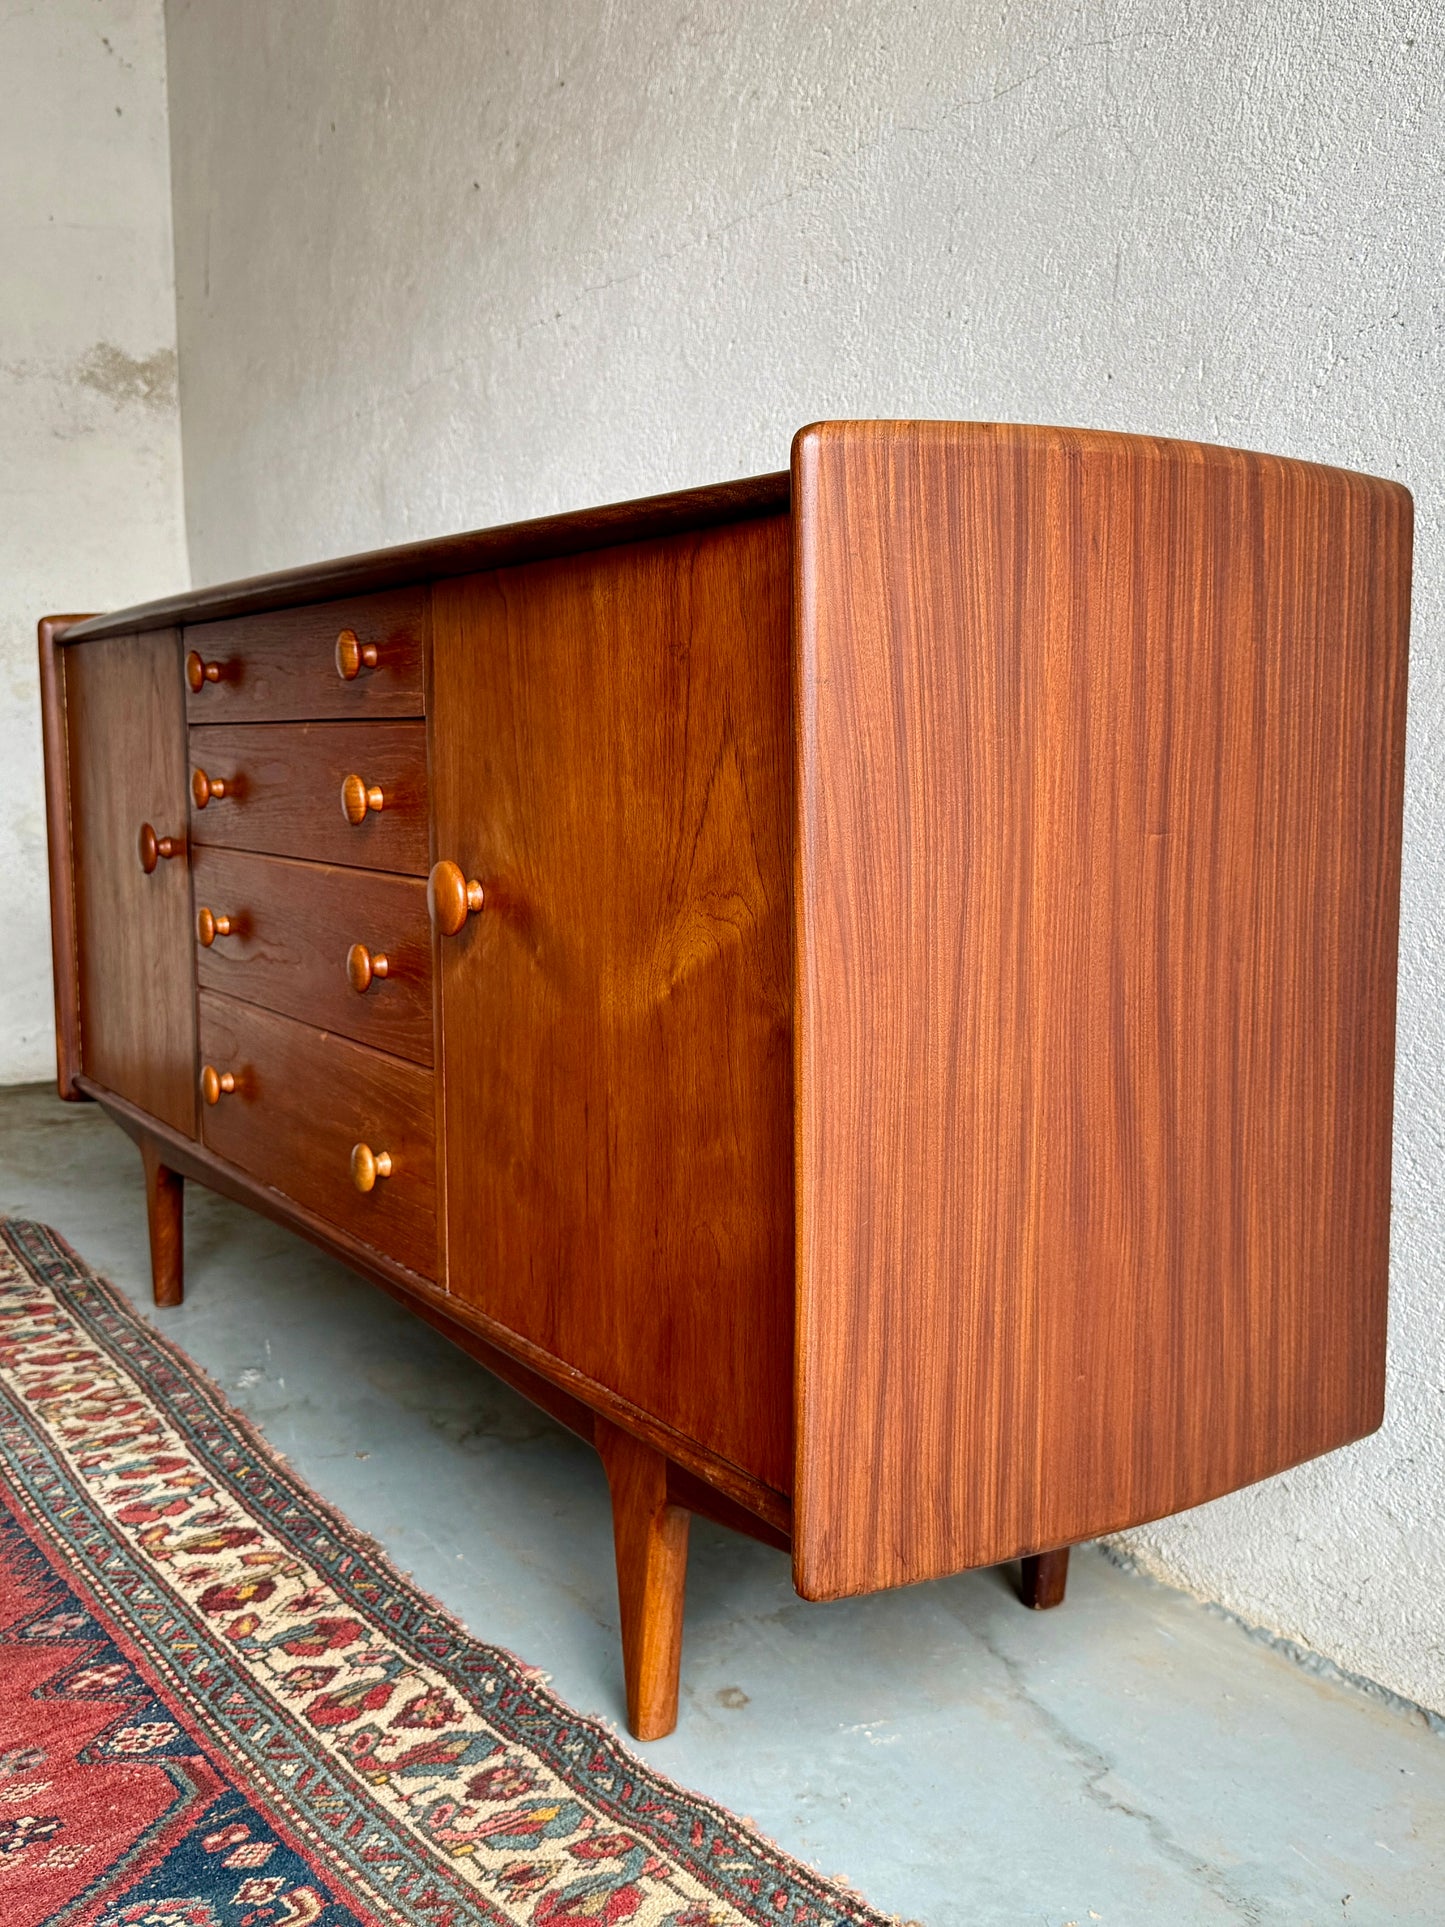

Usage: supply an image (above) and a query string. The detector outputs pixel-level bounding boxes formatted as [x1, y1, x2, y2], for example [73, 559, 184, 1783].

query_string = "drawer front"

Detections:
[197, 990, 437, 1278]
[184, 588, 426, 723]
[192, 847, 434, 1066]
[188, 720, 429, 874]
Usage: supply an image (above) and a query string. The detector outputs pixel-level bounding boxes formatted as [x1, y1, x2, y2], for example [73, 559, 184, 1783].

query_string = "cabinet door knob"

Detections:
[138, 822, 184, 872]
[191, 767, 229, 809]
[185, 651, 223, 692]
[428, 859, 484, 935]
[350, 1142, 392, 1192]
[196, 906, 234, 946]
[200, 1064, 237, 1104]
[341, 773, 385, 823]
[346, 941, 389, 991]
[335, 629, 379, 681]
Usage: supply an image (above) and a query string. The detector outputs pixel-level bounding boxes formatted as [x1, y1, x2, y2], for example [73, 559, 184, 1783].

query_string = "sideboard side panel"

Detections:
[65, 627, 198, 1139]
[792, 421, 1411, 1600]
[431, 518, 796, 1493]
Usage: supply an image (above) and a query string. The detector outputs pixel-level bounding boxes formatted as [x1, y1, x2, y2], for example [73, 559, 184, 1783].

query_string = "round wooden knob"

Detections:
[138, 822, 183, 872]
[185, 651, 222, 692]
[196, 906, 233, 946]
[350, 1142, 393, 1192]
[341, 773, 385, 824]
[199, 1064, 236, 1104]
[346, 942, 389, 992]
[191, 768, 228, 809]
[428, 859, 484, 935]
[335, 629, 379, 681]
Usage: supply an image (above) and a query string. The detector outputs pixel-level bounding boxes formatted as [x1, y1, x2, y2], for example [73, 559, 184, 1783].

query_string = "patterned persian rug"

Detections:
[0, 1219, 894, 1927]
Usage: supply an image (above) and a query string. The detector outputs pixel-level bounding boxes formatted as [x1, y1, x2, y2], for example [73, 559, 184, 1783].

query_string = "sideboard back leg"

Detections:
[140, 1138, 184, 1308]
[1019, 1547, 1070, 1610]
[597, 1420, 691, 1741]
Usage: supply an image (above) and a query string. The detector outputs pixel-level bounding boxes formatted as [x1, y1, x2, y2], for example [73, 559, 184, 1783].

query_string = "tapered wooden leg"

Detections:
[1019, 1546, 1070, 1609]
[596, 1421, 690, 1740]
[140, 1138, 184, 1308]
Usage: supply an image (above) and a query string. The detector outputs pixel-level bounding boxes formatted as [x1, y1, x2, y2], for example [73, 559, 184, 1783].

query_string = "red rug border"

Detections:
[0, 1217, 904, 1927]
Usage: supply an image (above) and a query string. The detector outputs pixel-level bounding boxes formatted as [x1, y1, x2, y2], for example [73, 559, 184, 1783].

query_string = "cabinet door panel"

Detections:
[431, 519, 794, 1493]
[66, 629, 197, 1136]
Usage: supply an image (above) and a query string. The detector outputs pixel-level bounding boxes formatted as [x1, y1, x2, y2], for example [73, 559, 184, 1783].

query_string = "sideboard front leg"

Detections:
[1019, 1546, 1070, 1609]
[140, 1138, 184, 1308]
[596, 1420, 690, 1741]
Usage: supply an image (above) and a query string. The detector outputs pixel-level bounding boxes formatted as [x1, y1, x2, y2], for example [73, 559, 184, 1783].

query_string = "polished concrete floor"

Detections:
[1, 1084, 1440, 1926]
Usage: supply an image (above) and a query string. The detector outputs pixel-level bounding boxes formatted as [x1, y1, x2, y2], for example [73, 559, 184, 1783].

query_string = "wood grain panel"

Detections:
[187, 721, 429, 873]
[432, 519, 795, 1493]
[197, 990, 437, 1278]
[65, 629, 197, 1137]
[183, 587, 426, 723]
[792, 420, 1411, 1599]
[191, 847, 433, 1064]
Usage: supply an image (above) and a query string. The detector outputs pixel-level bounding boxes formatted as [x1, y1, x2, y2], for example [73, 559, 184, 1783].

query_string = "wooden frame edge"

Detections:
[37, 615, 93, 1100]
[787, 426, 822, 1596]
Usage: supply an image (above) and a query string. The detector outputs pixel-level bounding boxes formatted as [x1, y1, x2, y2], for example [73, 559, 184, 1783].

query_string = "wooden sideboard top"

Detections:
[55, 470, 792, 643]
[53, 419, 1410, 648]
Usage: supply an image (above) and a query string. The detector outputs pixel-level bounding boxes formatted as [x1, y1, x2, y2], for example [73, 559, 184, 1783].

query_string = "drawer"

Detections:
[192, 847, 434, 1066]
[197, 990, 437, 1279]
[188, 720, 429, 874]
[184, 588, 426, 723]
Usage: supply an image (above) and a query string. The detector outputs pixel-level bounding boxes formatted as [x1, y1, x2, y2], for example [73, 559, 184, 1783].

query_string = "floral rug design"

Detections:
[0, 1219, 891, 1927]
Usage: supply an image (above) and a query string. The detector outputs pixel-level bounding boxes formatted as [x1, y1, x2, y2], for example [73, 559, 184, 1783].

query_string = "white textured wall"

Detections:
[162, 1, 1444, 1711]
[0, 0, 187, 1085]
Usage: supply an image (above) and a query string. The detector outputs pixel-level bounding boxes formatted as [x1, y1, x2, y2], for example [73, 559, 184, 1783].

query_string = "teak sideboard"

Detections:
[39, 422, 1410, 1739]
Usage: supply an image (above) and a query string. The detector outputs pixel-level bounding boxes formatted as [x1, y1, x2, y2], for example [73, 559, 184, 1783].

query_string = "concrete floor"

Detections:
[0, 1085, 1440, 1926]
